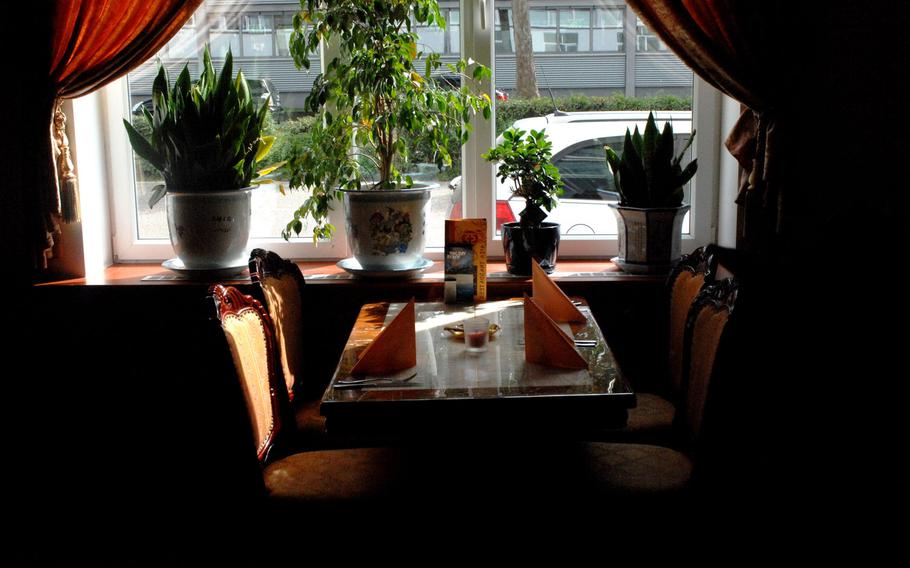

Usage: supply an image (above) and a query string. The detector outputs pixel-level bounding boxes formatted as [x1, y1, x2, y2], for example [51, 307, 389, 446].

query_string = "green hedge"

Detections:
[263, 115, 317, 165]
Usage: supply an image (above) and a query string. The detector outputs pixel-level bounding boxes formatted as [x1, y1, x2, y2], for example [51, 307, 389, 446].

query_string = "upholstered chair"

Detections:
[211, 284, 413, 510]
[572, 277, 740, 509]
[248, 249, 329, 448]
[595, 245, 719, 445]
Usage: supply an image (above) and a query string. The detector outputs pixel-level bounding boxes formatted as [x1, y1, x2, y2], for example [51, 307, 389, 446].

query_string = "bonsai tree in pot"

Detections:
[483, 127, 564, 275]
[123, 46, 275, 270]
[282, 0, 492, 271]
[604, 111, 697, 274]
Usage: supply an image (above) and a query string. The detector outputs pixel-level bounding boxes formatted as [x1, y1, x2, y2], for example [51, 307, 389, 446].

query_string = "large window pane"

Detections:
[276, 13, 294, 57]
[414, 18, 462, 248]
[242, 14, 274, 57]
[166, 27, 197, 59]
[126, 3, 317, 241]
[559, 9, 590, 52]
[116, 0, 702, 259]
[637, 17, 669, 52]
[530, 9, 559, 52]
[211, 15, 240, 58]
[494, 8, 513, 53]
[593, 8, 623, 52]
[416, 17, 445, 55]
[489, 1, 694, 238]
[448, 9, 461, 55]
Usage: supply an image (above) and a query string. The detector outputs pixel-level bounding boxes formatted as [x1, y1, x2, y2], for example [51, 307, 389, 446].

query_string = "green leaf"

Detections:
[122, 119, 165, 170]
[213, 47, 233, 108]
[254, 136, 276, 162]
[147, 184, 167, 209]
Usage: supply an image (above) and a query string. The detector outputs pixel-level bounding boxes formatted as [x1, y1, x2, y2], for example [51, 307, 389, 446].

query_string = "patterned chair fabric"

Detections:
[249, 249, 307, 402]
[212, 285, 284, 463]
[680, 277, 739, 445]
[666, 245, 718, 397]
[248, 249, 332, 448]
[212, 284, 413, 504]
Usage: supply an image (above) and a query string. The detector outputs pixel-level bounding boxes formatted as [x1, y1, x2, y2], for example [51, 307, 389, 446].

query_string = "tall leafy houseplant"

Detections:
[604, 111, 697, 273]
[123, 46, 276, 270]
[483, 127, 564, 275]
[283, 0, 492, 270]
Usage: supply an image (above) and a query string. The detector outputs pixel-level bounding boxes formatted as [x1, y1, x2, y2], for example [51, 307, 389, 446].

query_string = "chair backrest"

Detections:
[666, 245, 718, 396]
[249, 249, 307, 402]
[680, 277, 739, 444]
[212, 284, 284, 464]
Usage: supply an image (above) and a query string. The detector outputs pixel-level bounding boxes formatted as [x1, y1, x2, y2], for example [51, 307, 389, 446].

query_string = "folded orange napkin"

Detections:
[350, 299, 416, 376]
[524, 294, 588, 370]
[531, 262, 586, 323]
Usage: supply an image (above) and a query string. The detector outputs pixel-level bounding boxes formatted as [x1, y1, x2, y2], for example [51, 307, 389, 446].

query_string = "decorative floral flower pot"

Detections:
[166, 187, 253, 269]
[342, 185, 433, 270]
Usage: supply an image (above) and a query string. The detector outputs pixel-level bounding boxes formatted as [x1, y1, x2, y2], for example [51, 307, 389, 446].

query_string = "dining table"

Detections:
[320, 298, 635, 437]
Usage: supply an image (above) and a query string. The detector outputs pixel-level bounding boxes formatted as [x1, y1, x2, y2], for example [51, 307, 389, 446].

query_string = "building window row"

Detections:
[160, 7, 666, 59]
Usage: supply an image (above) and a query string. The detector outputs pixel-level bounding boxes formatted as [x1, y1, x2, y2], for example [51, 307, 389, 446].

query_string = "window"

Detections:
[162, 16, 196, 59]
[637, 17, 669, 52]
[415, 13, 446, 55]
[530, 9, 559, 52]
[275, 13, 294, 57]
[593, 8, 623, 52]
[448, 9, 460, 55]
[559, 9, 590, 52]
[494, 8, 514, 53]
[93, 0, 718, 263]
[241, 14, 274, 57]
[210, 15, 240, 59]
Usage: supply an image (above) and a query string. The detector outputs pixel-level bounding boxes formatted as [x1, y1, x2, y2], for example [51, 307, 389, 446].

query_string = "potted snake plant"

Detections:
[123, 45, 276, 270]
[605, 111, 697, 274]
[282, 0, 491, 272]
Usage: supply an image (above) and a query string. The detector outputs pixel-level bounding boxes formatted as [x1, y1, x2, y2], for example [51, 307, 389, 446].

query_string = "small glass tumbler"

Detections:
[463, 317, 490, 353]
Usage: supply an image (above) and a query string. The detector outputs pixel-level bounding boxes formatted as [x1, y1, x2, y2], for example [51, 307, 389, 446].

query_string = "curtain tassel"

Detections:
[53, 101, 80, 223]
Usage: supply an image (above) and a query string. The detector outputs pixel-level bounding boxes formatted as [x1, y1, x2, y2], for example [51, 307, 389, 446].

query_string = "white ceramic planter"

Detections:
[166, 187, 253, 269]
[342, 185, 433, 270]
[609, 204, 689, 274]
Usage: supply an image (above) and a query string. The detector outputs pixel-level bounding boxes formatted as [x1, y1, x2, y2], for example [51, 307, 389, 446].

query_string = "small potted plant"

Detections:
[605, 111, 697, 274]
[282, 0, 492, 273]
[483, 127, 564, 275]
[123, 46, 276, 270]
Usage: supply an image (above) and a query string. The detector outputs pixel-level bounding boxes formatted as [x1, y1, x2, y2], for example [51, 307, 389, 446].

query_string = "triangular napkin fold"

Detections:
[532, 262, 586, 323]
[524, 295, 588, 370]
[351, 299, 417, 375]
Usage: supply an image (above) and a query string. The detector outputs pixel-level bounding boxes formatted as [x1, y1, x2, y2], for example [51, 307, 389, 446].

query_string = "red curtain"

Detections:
[627, 0, 793, 255]
[7, 0, 202, 276]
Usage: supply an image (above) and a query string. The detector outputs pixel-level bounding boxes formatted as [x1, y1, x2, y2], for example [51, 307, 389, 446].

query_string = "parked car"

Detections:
[131, 78, 282, 116]
[449, 110, 693, 234]
[436, 73, 509, 101]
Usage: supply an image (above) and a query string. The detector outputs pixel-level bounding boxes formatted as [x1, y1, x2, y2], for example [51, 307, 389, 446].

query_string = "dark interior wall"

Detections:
[733, 3, 909, 520]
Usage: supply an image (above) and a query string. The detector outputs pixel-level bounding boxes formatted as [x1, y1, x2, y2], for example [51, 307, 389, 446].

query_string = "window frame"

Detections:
[93, 0, 719, 264]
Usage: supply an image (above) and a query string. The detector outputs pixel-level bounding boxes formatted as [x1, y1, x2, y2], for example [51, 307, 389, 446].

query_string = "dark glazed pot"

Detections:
[501, 222, 560, 276]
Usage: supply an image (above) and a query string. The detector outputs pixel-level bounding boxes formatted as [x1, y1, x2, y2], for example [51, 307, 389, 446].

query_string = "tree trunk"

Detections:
[513, 0, 538, 99]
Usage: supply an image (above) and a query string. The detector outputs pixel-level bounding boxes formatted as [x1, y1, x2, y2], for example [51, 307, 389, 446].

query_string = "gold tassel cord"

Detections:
[53, 101, 80, 223]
